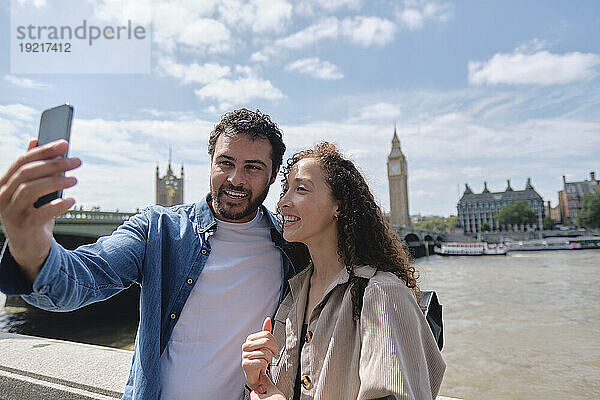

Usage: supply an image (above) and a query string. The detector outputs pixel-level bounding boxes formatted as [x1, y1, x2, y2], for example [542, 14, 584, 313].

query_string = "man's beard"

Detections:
[211, 183, 270, 221]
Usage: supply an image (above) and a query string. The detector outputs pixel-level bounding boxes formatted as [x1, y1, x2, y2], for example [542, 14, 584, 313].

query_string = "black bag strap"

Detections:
[418, 291, 444, 350]
[352, 277, 444, 351]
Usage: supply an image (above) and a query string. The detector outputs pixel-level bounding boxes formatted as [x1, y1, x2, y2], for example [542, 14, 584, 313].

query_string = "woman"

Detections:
[242, 142, 445, 400]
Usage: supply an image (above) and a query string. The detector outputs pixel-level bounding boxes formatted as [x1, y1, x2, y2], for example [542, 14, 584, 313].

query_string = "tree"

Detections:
[543, 215, 555, 230]
[481, 223, 491, 232]
[495, 200, 537, 226]
[413, 215, 459, 232]
[445, 215, 458, 230]
[577, 192, 600, 228]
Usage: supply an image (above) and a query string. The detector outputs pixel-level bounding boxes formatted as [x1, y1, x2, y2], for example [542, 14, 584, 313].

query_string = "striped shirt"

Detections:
[267, 264, 446, 400]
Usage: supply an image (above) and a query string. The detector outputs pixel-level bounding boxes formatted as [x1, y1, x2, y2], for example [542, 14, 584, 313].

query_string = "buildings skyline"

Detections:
[457, 178, 544, 234]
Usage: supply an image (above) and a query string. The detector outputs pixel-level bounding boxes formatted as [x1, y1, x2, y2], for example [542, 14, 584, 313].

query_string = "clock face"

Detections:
[390, 162, 401, 175]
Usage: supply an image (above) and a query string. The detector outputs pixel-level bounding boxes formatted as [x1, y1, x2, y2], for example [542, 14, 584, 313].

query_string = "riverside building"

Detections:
[457, 179, 544, 234]
[558, 172, 599, 224]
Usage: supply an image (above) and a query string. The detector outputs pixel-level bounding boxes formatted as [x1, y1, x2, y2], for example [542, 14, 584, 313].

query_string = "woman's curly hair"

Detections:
[280, 142, 420, 320]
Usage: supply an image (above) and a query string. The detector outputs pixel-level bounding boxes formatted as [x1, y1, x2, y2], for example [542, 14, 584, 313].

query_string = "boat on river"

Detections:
[507, 236, 600, 252]
[434, 242, 508, 256]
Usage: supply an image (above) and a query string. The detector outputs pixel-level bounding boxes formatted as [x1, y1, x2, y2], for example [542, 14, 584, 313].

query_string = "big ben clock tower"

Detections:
[387, 125, 410, 226]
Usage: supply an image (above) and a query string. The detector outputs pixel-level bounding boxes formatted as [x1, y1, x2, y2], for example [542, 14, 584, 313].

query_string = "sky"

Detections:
[1, 0, 599, 216]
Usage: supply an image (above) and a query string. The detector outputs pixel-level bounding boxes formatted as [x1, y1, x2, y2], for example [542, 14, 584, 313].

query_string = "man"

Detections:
[0, 109, 295, 399]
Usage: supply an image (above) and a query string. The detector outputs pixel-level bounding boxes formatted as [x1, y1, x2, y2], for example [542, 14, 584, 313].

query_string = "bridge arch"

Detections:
[404, 233, 421, 246]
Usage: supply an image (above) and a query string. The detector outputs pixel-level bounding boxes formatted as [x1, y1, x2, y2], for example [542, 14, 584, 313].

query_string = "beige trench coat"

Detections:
[267, 264, 446, 400]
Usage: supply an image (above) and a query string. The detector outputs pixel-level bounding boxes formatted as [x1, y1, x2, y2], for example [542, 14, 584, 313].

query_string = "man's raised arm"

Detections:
[0, 139, 81, 282]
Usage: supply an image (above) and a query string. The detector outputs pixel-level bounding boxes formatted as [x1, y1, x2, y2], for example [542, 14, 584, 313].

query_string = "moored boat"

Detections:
[507, 236, 600, 252]
[434, 242, 508, 256]
[568, 237, 600, 250]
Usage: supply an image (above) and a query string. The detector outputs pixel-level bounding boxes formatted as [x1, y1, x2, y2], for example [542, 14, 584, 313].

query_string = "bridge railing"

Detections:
[56, 210, 137, 223]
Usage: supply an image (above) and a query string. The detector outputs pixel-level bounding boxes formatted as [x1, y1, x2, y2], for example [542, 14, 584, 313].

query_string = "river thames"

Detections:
[1, 249, 599, 399]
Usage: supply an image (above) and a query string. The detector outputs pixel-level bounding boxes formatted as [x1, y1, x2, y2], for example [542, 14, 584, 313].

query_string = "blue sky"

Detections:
[1, 0, 599, 216]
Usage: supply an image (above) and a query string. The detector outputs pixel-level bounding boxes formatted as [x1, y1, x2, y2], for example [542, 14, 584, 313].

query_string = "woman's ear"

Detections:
[334, 204, 341, 219]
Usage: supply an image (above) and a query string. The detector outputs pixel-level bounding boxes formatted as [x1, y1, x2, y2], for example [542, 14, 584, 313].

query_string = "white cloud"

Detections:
[194, 77, 285, 111]
[341, 16, 396, 47]
[90, 0, 155, 24]
[397, 0, 451, 30]
[295, 0, 361, 16]
[234, 65, 255, 77]
[250, 51, 270, 63]
[350, 102, 401, 122]
[286, 58, 344, 80]
[468, 50, 600, 86]
[4, 75, 50, 89]
[140, 109, 197, 120]
[274, 17, 340, 50]
[142, 3, 231, 54]
[261, 15, 395, 61]
[92, 0, 226, 55]
[158, 58, 231, 84]
[177, 18, 232, 53]
[218, 0, 292, 33]
[0, 104, 38, 121]
[398, 8, 424, 30]
[16, 0, 47, 8]
[515, 38, 548, 54]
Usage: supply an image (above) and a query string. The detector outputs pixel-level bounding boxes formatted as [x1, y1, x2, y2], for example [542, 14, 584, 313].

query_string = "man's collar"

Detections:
[194, 194, 217, 234]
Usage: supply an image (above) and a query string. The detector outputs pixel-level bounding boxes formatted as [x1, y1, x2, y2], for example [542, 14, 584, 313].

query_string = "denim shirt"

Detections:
[0, 196, 295, 399]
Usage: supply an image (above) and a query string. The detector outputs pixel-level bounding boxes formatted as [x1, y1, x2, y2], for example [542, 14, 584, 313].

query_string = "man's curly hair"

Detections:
[281, 142, 420, 320]
[208, 108, 286, 175]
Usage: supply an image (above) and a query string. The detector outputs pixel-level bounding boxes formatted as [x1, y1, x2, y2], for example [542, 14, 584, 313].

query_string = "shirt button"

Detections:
[301, 375, 312, 390]
[305, 331, 313, 343]
[170, 313, 176, 320]
[201, 249, 207, 255]
[187, 278, 193, 285]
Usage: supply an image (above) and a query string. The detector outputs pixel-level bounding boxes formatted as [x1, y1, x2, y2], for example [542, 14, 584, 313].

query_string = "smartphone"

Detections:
[34, 104, 74, 208]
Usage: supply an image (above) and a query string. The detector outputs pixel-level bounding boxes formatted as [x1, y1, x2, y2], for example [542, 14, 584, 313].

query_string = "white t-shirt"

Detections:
[159, 208, 282, 399]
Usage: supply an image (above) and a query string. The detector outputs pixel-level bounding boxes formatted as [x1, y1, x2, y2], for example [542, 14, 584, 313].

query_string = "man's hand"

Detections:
[242, 317, 278, 391]
[0, 139, 81, 282]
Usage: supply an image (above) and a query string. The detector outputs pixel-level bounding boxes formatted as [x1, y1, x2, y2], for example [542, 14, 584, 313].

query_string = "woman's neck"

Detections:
[306, 238, 345, 286]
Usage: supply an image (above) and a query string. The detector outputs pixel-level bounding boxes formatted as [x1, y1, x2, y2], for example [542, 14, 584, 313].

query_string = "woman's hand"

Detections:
[242, 317, 279, 390]
[250, 372, 286, 400]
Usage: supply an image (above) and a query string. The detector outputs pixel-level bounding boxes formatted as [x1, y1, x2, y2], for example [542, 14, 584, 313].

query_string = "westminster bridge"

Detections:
[0, 209, 446, 259]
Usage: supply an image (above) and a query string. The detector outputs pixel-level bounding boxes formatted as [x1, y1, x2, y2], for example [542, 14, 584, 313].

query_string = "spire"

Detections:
[482, 181, 490, 193]
[505, 179, 513, 192]
[167, 146, 173, 174]
[389, 124, 403, 159]
[464, 183, 473, 195]
[391, 122, 400, 148]
[526, 177, 534, 190]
